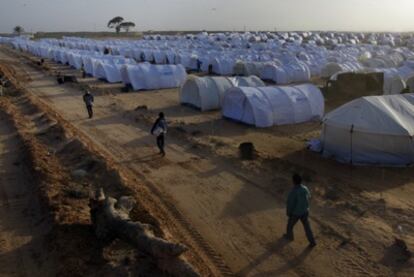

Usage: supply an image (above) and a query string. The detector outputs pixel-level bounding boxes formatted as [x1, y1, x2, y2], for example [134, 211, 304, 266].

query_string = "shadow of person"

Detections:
[237, 236, 315, 277]
[236, 238, 289, 276]
[252, 246, 314, 277]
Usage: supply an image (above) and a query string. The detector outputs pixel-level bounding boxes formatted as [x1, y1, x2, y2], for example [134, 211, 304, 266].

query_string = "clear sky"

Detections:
[0, 0, 413, 33]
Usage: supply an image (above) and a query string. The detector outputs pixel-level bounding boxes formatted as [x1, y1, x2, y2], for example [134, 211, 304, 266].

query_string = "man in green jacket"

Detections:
[284, 173, 316, 247]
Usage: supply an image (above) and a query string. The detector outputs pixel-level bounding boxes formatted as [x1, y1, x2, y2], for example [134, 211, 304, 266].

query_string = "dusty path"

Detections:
[0, 111, 54, 277]
[1, 46, 413, 276]
[0, 49, 321, 277]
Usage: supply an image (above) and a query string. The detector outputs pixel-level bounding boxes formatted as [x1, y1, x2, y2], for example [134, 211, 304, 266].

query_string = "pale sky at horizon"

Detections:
[0, 0, 413, 33]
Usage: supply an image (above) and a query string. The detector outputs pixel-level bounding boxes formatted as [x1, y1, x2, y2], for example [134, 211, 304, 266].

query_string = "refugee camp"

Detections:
[0, 0, 413, 276]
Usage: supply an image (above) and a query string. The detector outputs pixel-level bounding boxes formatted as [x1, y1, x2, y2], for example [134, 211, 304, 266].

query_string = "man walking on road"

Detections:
[284, 173, 317, 247]
[82, 90, 94, 119]
[151, 112, 167, 156]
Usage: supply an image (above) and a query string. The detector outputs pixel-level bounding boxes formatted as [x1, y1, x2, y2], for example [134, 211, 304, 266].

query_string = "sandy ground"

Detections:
[1, 45, 414, 276]
[0, 110, 54, 276]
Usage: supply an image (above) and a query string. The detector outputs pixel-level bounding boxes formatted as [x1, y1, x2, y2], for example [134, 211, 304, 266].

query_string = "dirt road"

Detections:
[1, 46, 413, 276]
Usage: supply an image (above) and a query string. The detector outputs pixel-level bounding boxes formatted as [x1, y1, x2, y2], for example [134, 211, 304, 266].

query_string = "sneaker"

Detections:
[283, 234, 294, 241]
[308, 242, 317, 248]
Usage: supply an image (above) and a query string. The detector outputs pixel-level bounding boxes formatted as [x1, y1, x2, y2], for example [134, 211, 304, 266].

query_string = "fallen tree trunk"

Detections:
[89, 188, 199, 276]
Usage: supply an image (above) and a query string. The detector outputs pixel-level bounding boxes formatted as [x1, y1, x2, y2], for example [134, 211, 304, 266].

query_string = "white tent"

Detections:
[260, 63, 290, 84]
[222, 84, 324, 127]
[180, 75, 264, 111]
[383, 76, 406, 95]
[321, 94, 414, 166]
[93, 62, 124, 83]
[121, 63, 187, 91]
[234, 61, 267, 77]
[260, 62, 311, 84]
[211, 57, 236, 75]
[321, 62, 362, 78]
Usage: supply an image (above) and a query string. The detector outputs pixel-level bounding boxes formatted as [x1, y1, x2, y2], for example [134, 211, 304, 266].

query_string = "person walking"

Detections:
[196, 59, 202, 72]
[151, 112, 167, 156]
[81, 64, 87, 78]
[284, 173, 316, 247]
[82, 90, 94, 119]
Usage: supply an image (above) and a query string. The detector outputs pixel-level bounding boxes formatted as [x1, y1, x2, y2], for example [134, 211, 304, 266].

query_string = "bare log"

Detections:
[89, 189, 199, 277]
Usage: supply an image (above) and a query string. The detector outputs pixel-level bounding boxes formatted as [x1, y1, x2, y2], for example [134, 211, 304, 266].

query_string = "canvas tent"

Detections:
[180, 75, 264, 111]
[321, 62, 362, 78]
[260, 62, 311, 84]
[383, 76, 406, 95]
[121, 63, 187, 91]
[222, 84, 324, 127]
[93, 62, 124, 83]
[321, 94, 414, 166]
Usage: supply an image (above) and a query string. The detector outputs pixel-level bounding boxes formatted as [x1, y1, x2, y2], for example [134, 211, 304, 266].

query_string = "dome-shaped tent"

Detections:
[233, 61, 266, 77]
[383, 74, 406, 95]
[260, 62, 311, 84]
[211, 57, 235, 75]
[93, 62, 123, 83]
[321, 94, 414, 166]
[222, 84, 324, 127]
[121, 63, 187, 91]
[180, 75, 264, 111]
[321, 62, 362, 78]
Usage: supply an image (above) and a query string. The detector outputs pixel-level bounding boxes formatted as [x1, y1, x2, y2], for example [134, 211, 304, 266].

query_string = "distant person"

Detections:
[208, 64, 213, 75]
[82, 90, 94, 119]
[284, 173, 316, 247]
[56, 72, 64, 85]
[197, 59, 202, 72]
[151, 112, 167, 156]
[37, 58, 44, 66]
[81, 64, 86, 78]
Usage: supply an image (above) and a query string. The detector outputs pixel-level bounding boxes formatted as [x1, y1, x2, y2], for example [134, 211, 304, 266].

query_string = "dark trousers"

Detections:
[157, 134, 165, 154]
[86, 105, 93, 118]
[286, 213, 315, 244]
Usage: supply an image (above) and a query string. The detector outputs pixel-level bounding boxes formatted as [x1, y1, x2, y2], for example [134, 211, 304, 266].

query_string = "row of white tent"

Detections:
[181, 75, 414, 166]
[7, 34, 414, 90]
[4, 36, 414, 166]
[180, 76, 324, 128]
[42, 37, 328, 80]
[180, 76, 265, 111]
[8, 39, 187, 90]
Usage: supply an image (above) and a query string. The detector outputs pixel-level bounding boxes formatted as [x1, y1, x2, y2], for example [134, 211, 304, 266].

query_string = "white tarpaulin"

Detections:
[121, 63, 187, 91]
[180, 75, 264, 111]
[321, 94, 414, 166]
[222, 84, 324, 127]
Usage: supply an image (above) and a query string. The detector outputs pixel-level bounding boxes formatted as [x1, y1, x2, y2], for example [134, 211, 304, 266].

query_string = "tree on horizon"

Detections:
[119, 22, 136, 33]
[107, 16, 124, 34]
[13, 25, 24, 35]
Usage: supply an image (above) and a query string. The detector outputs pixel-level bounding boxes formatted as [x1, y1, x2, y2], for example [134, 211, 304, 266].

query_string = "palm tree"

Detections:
[107, 16, 124, 34]
[13, 26, 24, 35]
[119, 22, 136, 33]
